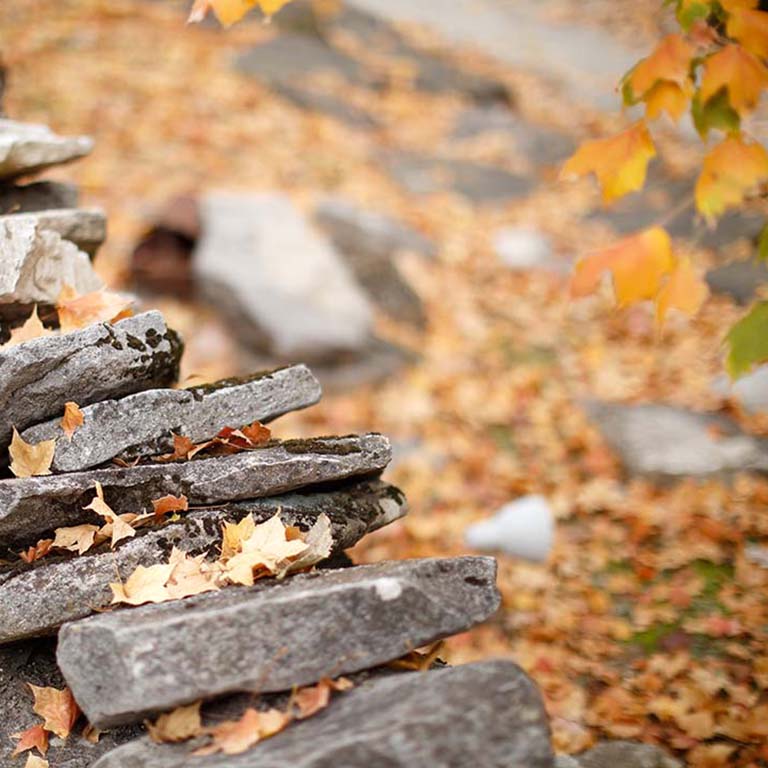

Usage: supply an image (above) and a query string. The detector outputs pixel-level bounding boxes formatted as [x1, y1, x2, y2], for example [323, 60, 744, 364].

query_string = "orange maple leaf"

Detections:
[56, 287, 133, 334]
[726, 8, 768, 59]
[11, 724, 49, 757]
[61, 402, 84, 442]
[152, 494, 189, 517]
[655, 257, 709, 324]
[28, 685, 80, 739]
[571, 227, 674, 306]
[695, 134, 768, 220]
[193, 708, 291, 756]
[18, 539, 53, 564]
[699, 44, 768, 115]
[561, 122, 656, 203]
[626, 33, 694, 104]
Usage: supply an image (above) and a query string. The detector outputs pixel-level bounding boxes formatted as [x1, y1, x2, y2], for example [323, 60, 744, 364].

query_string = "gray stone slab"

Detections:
[0, 214, 103, 305]
[712, 365, 768, 414]
[273, 81, 380, 129]
[0, 180, 79, 214]
[58, 556, 499, 727]
[571, 741, 680, 768]
[0, 207, 107, 257]
[92, 660, 552, 768]
[0, 310, 182, 451]
[706, 258, 768, 305]
[21, 364, 322, 473]
[0, 479, 406, 643]
[586, 401, 768, 480]
[194, 193, 373, 361]
[0, 119, 93, 180]
[0, 638, 142, 768]
[0, 433, 390, 548]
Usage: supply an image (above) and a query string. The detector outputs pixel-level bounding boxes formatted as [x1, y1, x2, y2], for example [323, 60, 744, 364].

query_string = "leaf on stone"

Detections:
[146, 701, 203, 744]
[152, 494, 189, 517]
[388, 640, 446, 672]
[82, 723, 102, 744]
[655, 257, 710, 324]
[9, 429, 56, 478]
[571, 227, 674, 306]
[194, 708, 291, 756]
[61, 402, 84, 441]
[561, 122, 656, 203]
[52, 524, 100, 555]
[156, 433, 197, 462]
[188, 0, 292, 27]
[240, 420, 272, 445]
[283, 514, 333, 576]
[695, 135, 768, 221]
[84, 482, 136, 547]
[166, 547, 221, 599]
[28, 685, 80, 739]
[110, 562, 175, 605]
[726, 7, 768, 59]
[56, 287, 133, 334]
[23, 756, 48, 768]
[11, 724, 49, 757]
[18, 539, 53, 564]
[699, 44, 768, 116]
[2, 307, 54, 348]
[725, 301, 768, 378]
[291, 677, 353, 720]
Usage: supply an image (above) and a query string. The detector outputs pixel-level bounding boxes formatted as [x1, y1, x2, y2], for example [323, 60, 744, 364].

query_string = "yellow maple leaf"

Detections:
[188, 0, 292, 26]
[9, 428, 56, 478]
[561, 122, 656, 203]
[695, 134, 768, 220]
[2, 307, 55, 348]
[61, 402, 84, 442]
[571, 227, 674, 307]
[645, 81, 692, 121]
[699, 44, 768, 116]
[84, 482, 136, 547]
[28, 685, 80, 739]
[146, 701, 203, 744]
[655, 257, 710, 324]
[726, 8, 768, 59]
[110, 562, 175, 605]
[627, 34, 694, 97]
[52, 524, 100, 555]
[56, 288, 133, 334]
[720, 0, 758, 9]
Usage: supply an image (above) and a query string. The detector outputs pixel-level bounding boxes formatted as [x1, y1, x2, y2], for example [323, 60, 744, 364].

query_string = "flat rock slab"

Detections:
[0, 214, 102, 306]
[22, 364, 322, 472]
[706, 258, 768, 305]
[58, 556, 499, 727]
[0, 310, 181, 451]
[0, 207, 107, 257]
[0, 180, 79, 214]
[92, 661, 552, 768]
[0, 638, 142, 768]
[194, 192, 373, 361]
[0, 479, 406, 643]
[0, 118, 93, 180]
[569, 741, 680, 768]
[586, 401, 768, 480]
[0, 433, 390, 547]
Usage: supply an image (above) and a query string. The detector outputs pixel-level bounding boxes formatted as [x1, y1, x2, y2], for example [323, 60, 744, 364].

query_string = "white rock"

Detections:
[0, 119, 93, 180]
[0, 216, 103, 305]
[0, 208, 107, 256]
[492, 227, 554, 270]
[194, 193, 373, 361]
[713, 366, 768, 414]
[465, 494, 554, 562]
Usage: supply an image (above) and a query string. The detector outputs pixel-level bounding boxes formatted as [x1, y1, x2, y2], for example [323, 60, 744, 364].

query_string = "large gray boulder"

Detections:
[0, 207, 107, 256]
[0, 479, 407, 643]
[0, 214, 102, 306]
[0, 118, 93, 180]
[58, 557, 500, 727]
[0, 433, 391, 547]
[21, 364, 322, 472]
[586, 401, 768, 480]
[92, 661, 553, 768]
[0, 310, 181, 451]
[194, 193, 373, 362]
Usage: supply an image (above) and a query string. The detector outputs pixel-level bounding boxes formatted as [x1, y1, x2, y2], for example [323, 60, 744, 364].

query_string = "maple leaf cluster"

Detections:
[561, 0, 768, 378]
[187, 0, 293, 27]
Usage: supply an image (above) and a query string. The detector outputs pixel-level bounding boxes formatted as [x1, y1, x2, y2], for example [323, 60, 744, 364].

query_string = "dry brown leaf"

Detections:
[195, 708, 291, 756]
[2, 307, 55, 348]
[61, 402, 85, 441]
[281, 514, 333, 576]
[23, 755, 49, 768]
[152, 494, 189, 517]
[56, 287, 133, 333]
[28, 685, 80, 739]
[84, 482, 136, 547]
[156, 434, 196, 462]
[166, 547, 221, 599]
[9, 428, 56, 478]
[18, 539, 53, 564]
[388, 641, 445, 672]
[292, 677, 353, 720]
[11, 724, 49, 757]
[146, 701, 203, 744]
[51, 524, 100, 555]
[110, 562, 175, 605]
[82, 723, 102, 744]
[240, 420, 272, 445]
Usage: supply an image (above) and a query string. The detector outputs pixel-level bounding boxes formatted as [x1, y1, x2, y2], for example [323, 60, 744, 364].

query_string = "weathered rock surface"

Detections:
[58, 556, 499, 727]
[0, 310, 181, 451]
[92, 661, 552, 768]
[0, 207, 107, 256]
[706, 257, 768, 305]
[273, 81, 380, 129]
[0, 215, 102, 305]
[0, 179, 79, 214]
[0, 638, 142, 768]
[568, 741, 681, 768]
[0, 434, 390, 547]
[22, 364, 322, 472]
[194, 193, 373, 361]
[0, 118, 93, 180]
[586, 402, 768, 480]
[0, 479, 406, 643]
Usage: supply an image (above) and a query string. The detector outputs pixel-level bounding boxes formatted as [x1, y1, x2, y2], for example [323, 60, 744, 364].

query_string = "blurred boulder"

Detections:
[712, 365, 768, 414]
[0, 180, 79, 214]
[493, 226, 558, 271]
[0, 208, 106, 257]
[706, 258, 768, 305]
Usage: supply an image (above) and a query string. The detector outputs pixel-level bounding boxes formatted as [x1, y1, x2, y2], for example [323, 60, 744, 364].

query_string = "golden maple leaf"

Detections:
[9, 429, 56, 478]
[51, 524, 100, 555]
[561, 122, 656, 203]
[655, 257, 710, 325]
[188, 0, 292, 26]
[110, 562, 175, 605]
[166, 547, 221, 599]
[61, 402, 84, 442]
[146, 701, 203, 744]
[56, 287, 133, 334]
[727, 8, 768, 59]
[699, 44, 768, 116]
[28, 685, 80, 739]
[84, 482, 136, 547]
[23, 756, 49, 768]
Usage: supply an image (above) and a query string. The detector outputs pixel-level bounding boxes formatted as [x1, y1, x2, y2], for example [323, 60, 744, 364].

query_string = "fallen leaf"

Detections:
[195, 708, 291, 756]
[699, 44, 768, 116]
[110, 562, 175, 605]
[726, 7, 768, 59]
[2, 307, 54, 348]
[240, 420, 272, 445]
[56, 288, 133, 334]
[9, 428, 56, 478]
[156, 434, 196, 462]
[84, 482, 136, 547]
[166, 547, 221, 599]
[725, 300, 768, 378]
[388, 641, 446, 672]
[282, 514, 333, 575]
[146, 701, 203, 743]
[561, 121, 656, 203]
[152, 494, 189, 517]
[23, 756, 48, 768]
[18, 539, 53, 564]
[28, 685, 80, 739]
[61, 402, 84, 441]
[51, 524, 100, 555]
[11, 725, 49, 757]
[655, 257, 709, 324]
[291, 677, 352, 720]
[82, 723, 102, 744]
[188, 0, 292, 26]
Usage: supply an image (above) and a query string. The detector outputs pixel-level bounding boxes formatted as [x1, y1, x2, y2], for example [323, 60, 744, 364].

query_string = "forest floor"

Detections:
[2, 1, 768, 765]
